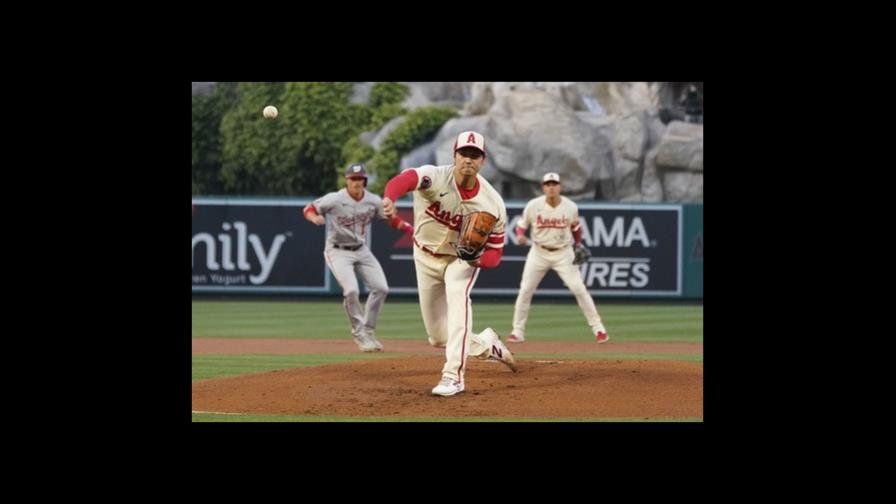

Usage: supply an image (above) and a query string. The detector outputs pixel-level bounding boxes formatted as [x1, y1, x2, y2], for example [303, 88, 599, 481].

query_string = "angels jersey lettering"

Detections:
[409, 164, 507, 255]
[517, 195, 578, 249]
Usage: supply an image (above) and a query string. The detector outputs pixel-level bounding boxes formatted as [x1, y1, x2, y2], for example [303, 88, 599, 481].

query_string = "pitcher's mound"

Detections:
[192, 356, 702, 420]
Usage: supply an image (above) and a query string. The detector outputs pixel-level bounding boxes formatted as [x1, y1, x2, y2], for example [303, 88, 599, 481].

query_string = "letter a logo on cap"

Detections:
[455, 131, 486, 154]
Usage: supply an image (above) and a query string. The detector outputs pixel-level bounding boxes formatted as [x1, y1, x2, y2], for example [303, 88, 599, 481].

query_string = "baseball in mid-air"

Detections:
[263, 105, 278, 119]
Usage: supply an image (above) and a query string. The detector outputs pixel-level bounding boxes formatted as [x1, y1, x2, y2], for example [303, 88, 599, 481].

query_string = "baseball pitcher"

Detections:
[508, 172, 608, 344]
[304, 163, 414, 352]
[382, 131, 516, 397]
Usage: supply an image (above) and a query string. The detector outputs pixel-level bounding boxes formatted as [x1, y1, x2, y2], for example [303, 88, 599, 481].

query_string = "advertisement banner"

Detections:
[682, 203, 703, 299]
[191, 198, 328, 293]
[193, 198, 683, 297]
[373, 201, 681, 297]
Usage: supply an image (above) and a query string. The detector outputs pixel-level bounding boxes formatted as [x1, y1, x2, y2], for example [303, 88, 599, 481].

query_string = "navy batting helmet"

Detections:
[345, 163, 368, 186]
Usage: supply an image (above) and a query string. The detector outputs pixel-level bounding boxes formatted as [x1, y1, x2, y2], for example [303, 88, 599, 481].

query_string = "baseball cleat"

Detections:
[482, 328, 517, 372]
[507, 333, 525, 343]
[354, 336, 380, 352]
[431, 377, 464, 396]
[367, 333, 384, 351]
[595, 331, 609, 344]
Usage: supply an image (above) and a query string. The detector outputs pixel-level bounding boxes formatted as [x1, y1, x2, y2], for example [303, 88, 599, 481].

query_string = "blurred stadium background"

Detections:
[191, 82, 702, 301]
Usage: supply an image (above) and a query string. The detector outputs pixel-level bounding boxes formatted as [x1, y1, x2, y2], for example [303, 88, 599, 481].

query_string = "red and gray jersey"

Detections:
[409, 164, 507, 256]
[312, 189, 388, 247]
[517, 195, 580, 249]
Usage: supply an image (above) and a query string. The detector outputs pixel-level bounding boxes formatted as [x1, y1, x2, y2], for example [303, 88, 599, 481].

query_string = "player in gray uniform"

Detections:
[303, 164, 414, 352]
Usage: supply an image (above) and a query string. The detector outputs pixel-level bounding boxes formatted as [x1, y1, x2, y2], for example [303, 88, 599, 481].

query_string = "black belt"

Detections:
[538, 244, 562, 252]
[333, 243, 363, 251]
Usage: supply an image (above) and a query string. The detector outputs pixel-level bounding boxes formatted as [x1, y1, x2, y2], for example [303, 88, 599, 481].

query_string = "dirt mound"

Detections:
[192, 356, 702, 420]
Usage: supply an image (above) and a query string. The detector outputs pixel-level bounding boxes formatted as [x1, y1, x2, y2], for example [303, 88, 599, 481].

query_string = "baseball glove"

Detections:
[456, 211, 498, 261]
[573, 244, 592, 265]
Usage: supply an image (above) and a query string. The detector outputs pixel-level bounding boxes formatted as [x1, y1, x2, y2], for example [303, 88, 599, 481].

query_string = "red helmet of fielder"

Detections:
[453, 131, 486, 155]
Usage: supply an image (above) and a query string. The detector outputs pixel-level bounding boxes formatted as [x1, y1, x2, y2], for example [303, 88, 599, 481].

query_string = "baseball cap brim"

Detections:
[454, 144, 486, 154]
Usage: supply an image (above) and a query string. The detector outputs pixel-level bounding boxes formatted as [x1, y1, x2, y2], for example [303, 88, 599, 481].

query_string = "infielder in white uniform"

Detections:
[508, 172, 609, 344]
[304, 164, 413, 352]
[383, 131, 516, 397]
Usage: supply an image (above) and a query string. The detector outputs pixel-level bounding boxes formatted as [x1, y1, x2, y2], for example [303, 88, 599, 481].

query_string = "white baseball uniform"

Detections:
[391, 164, 508, 384]
[511, 195, 605, 339]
